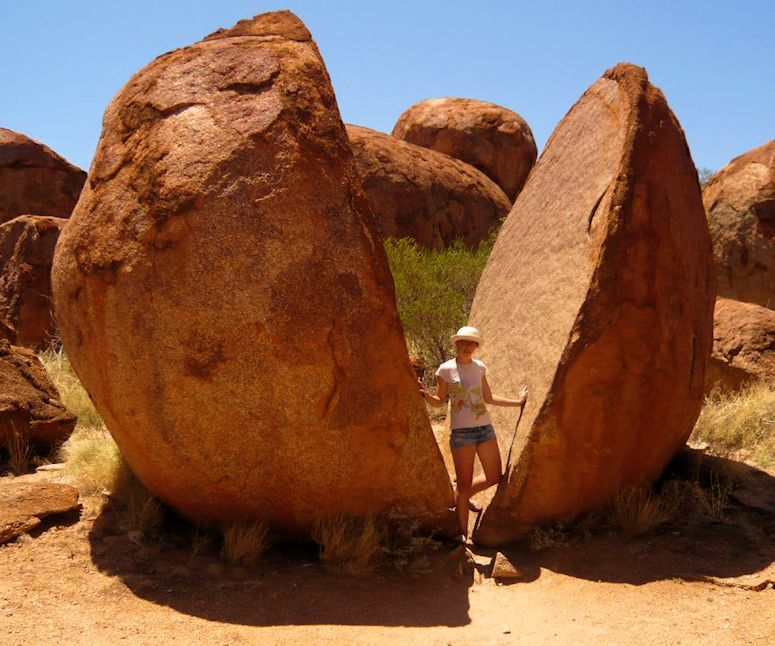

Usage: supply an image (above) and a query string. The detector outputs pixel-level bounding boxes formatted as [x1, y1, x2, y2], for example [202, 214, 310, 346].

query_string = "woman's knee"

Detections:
[486, 473, 502, 488]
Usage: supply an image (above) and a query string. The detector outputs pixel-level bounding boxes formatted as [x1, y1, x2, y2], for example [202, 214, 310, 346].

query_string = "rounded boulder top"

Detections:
[392, 97, 537, 202]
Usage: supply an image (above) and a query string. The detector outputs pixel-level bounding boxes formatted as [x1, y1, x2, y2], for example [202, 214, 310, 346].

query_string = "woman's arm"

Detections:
[419, 376, 447, 408]
[482, 376, 527, 407]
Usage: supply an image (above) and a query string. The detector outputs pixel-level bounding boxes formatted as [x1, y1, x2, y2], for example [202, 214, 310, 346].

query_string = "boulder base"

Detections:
[52, 12, 453, 536]
[471, 64, 714, 546]
[347, 125, 510, 249]
[392, 97, 537, 201]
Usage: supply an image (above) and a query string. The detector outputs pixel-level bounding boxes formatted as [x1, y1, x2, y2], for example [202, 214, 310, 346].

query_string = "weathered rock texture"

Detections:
[705, 297, 775, 393]
[0, 128, 86, 224]
[0, 480, 79, 544]
[392, 98, 537, 202]
[704, 140, 775, 309]
[51, 11, 454, 536]
[0, 215, 67, 349]
[470, 64, 715, 547]
[347, 125, 510, 249]
[0, 340, 76, 450]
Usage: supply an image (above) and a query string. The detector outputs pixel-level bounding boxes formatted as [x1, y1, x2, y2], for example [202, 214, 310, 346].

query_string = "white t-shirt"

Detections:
[435, 359, 493, 430]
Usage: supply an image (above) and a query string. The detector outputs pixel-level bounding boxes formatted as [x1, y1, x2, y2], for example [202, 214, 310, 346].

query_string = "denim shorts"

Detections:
[449, 424, 497, 450]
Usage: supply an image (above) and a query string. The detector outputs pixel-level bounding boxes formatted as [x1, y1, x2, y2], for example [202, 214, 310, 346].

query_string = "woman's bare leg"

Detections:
[451, 444, 477, 536]
[469, 439, 502, 496]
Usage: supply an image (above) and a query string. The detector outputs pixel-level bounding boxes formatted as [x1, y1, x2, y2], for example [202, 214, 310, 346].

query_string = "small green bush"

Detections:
[385, 235, 494, 369]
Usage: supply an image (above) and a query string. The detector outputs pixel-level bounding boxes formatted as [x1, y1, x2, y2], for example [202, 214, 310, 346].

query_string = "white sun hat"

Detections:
[450, 326, 484, 347]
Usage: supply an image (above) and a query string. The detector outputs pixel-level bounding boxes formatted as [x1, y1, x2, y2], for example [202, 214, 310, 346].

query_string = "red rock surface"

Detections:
[0, 215, 67, 349]
[705, 297, 775, 393]
[347, 124, 510, 249]
[0, 128, 86, 224]
[470, 64, 714, 546]
[0, 480, 80, 544]
[52, 11, 454, 537]
[704, 140, 775, 309]
[0, 340, 76, 450]
[392, 98, 537, 202]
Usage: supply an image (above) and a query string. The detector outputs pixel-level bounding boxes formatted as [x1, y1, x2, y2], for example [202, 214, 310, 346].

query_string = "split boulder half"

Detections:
[704, 140, 775, 309]
[471, 64, 715, 546]
[52, 11, 454, 536]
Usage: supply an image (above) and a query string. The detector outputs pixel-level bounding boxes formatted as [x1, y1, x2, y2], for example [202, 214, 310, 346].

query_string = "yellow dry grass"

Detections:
[312, 514, 386, 575]
[691, 381, 775, 468]
[221, 521, 270, 566]
[1, 420, 32, 476]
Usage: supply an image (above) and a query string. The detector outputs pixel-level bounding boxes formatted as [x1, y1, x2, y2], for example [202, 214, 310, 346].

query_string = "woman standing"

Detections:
[420, 326, 527, 541]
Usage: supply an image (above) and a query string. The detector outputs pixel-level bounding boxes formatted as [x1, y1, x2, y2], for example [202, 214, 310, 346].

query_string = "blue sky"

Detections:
[1, 1, 772, 173]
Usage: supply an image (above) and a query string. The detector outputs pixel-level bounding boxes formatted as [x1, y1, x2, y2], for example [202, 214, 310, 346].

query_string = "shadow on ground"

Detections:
[501, 453, 775, 587]
[87, 508, 477, 627]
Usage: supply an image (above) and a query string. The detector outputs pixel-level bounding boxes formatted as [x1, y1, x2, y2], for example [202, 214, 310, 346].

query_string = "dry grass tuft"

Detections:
[58, 426, 122, 495]
[221, 520, 271, 566]
[312, 514, 386, 575]
[530, 523, 572, 550]
[38, 348, 103, 430]
[610, 485, 676, 537]
[691, 381, 775, 468]
[1, 420, 32, 475]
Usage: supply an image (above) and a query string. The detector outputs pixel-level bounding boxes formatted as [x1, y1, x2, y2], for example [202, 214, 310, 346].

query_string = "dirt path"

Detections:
[2, 477, 774, 646]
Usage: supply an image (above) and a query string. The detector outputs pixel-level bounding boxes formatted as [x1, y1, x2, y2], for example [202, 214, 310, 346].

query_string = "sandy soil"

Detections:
[2, 461, 774, 646]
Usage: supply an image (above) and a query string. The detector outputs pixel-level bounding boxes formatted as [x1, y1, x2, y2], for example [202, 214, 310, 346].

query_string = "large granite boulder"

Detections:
[392, 98, 537, 202]
[347, 124, 510, 249]
[470, 64, 715, 546]
[0, 128, 86, 224]
[51, 11, 454, 537]
[0, 215, 67, 349]
[0, 480, 80, 544]
[704, 140, 775, 309]
[0, 340, 76, 450]
[705, 297, 775, 393]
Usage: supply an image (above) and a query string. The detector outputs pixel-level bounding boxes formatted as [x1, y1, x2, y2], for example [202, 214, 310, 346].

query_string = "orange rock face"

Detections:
[0, 129, 86, 223]
[0, 215, 67, 349]
[470, 64, 715, 546]
[52, 12, 453, 536]
[0, 340, 76, 450]
[705, 297, 775, 393]
[392, 98, 537, 202]
[704, 140, 775, 309]
[347, 125, 510, 249]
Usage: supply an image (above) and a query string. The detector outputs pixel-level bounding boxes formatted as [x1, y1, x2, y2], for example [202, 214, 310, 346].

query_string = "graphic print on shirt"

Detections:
[448, 380, 487, 419]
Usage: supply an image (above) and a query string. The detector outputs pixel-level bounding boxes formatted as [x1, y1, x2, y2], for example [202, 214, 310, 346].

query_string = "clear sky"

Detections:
[1, 0, 772, 173]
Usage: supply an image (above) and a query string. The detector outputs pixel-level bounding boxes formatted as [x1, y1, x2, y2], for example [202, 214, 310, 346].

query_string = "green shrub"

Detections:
[385, 235, 494, 369]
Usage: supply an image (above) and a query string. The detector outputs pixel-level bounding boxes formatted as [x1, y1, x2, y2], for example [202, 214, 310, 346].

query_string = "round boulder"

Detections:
[704, 140, 775, 308]
[0, 128, 86, 224]
[391, 98, 537, 201]
[0, 215, 67, 349]
[52, 12, 454, 536]
[470, 63, 714, 546]
[347, 124, 510, 249]
[705, 297, 775, 393]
